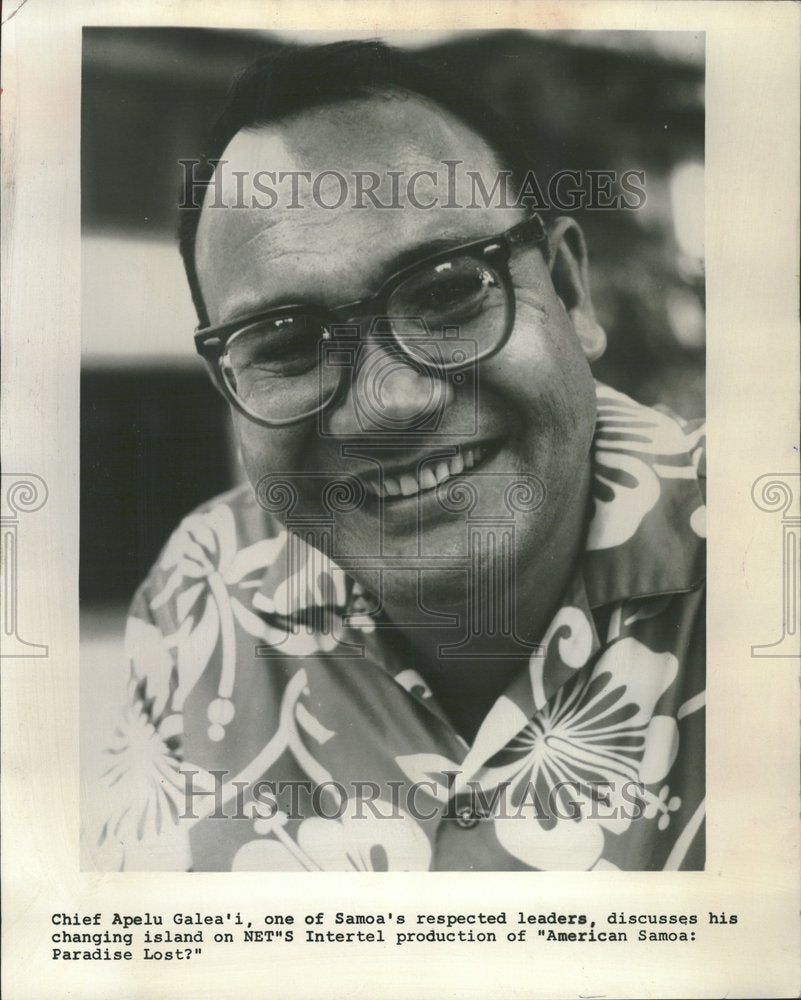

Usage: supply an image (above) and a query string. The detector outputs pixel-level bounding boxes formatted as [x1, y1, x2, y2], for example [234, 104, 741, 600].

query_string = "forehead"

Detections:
[194, 93, 518, 324]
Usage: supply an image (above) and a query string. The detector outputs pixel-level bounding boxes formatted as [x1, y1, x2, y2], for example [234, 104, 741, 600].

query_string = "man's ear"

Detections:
[547, 216, 606, 362]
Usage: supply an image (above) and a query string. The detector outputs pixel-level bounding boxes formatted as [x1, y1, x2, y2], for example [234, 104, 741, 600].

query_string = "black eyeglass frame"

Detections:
[194, 212, 550, 427]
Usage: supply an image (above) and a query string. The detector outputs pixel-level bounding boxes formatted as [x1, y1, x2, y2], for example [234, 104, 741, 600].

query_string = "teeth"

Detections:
[419, 467, 437, 490]
[400, 474, 418, 497]
[367, 443, 493, 500]
[449, 453, 464, 476]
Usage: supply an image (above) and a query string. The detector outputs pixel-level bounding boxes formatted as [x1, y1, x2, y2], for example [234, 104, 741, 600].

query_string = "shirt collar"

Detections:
[581, 382, 705, 609]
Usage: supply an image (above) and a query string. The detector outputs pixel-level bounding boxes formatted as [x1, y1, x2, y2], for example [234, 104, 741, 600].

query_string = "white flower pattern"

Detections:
[588, 385, 704, 550]
[90, 385, 706, 871]
[486, 637, 679, 870]
[232, 806, 432, 872]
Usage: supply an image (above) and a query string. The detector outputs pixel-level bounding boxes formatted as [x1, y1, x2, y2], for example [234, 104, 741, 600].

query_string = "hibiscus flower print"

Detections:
[96, 696, 214, 870]
[480, 637, 680, 870]
[231, 804, 432, 871]
[148, 502, 286, 740]
[588, 384, 704, 550]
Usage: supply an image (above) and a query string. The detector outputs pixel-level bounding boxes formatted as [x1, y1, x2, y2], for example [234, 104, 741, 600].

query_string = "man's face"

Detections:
[195, 92, 599, 611]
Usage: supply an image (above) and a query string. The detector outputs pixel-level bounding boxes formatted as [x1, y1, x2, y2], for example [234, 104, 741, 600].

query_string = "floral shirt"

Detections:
[92, 383, 706, 872]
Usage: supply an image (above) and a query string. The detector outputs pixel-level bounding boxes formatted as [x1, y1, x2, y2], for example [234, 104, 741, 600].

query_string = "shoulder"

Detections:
[132, 482, 287, 634]
[680, 414, 705, 499]
[650, 401, 705, 502]
[171, 480, 282, 548]
[584, 384, 706, 603]
[594, 382, 705, 493]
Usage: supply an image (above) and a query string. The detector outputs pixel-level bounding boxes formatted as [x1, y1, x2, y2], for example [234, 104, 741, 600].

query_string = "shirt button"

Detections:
[455, 806, 480, 829]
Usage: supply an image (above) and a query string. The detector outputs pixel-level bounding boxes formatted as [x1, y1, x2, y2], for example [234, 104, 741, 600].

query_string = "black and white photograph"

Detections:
[80, 28, 707, 873]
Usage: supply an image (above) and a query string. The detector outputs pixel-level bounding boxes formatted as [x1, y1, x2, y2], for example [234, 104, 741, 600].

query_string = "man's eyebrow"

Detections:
[218, 234, 477, 323]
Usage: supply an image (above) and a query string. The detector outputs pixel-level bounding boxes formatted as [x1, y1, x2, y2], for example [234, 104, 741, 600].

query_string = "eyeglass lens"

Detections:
[220, 255, 510, 423]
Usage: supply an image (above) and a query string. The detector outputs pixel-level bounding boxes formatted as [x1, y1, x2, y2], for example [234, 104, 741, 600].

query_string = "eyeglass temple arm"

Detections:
[506, 213, 551, 258]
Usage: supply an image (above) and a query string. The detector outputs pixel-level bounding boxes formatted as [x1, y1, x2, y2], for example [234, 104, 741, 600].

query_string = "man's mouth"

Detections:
[364, 440, 500, 500]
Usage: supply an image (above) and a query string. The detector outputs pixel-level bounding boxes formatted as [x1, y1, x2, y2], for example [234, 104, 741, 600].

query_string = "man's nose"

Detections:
[325, 343, 454, 435]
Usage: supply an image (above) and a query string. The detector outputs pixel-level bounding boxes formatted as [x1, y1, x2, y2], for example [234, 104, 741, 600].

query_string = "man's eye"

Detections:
[410, 269, 495, 323]
[228, 316, 324, 377]
[238, 343, 319, 377]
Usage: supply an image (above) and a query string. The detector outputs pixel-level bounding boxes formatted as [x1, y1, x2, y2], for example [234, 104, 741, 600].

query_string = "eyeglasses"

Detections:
[194, 213, 549, 427]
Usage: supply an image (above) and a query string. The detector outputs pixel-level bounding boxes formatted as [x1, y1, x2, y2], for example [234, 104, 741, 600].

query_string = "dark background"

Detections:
[81, 28, 705, 605]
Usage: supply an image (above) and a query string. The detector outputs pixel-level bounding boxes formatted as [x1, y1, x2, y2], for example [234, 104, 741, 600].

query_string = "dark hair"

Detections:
[178, 39, 528, 326]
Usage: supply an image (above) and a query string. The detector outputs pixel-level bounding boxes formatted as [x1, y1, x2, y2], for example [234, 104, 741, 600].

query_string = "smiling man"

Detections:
[96, 41, 706, 872]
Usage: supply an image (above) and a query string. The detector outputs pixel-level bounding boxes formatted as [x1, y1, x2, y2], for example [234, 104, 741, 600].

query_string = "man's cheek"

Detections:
[506, 308, 594, 409]
[480, 335, 561, 422]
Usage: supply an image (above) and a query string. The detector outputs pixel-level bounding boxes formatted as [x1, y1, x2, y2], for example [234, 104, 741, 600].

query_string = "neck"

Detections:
[380, 468, 591, 741]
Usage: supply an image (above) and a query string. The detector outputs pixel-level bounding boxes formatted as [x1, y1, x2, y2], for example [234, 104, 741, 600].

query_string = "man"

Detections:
[95, 41, 705, 871]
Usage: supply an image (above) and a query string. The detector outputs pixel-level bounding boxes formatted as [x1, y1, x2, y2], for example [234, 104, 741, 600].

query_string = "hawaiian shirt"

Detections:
[92, 383, 706, 872]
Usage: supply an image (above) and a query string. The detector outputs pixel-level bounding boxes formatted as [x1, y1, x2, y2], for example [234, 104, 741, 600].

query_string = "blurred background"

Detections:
[81, 27, 705, 615]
